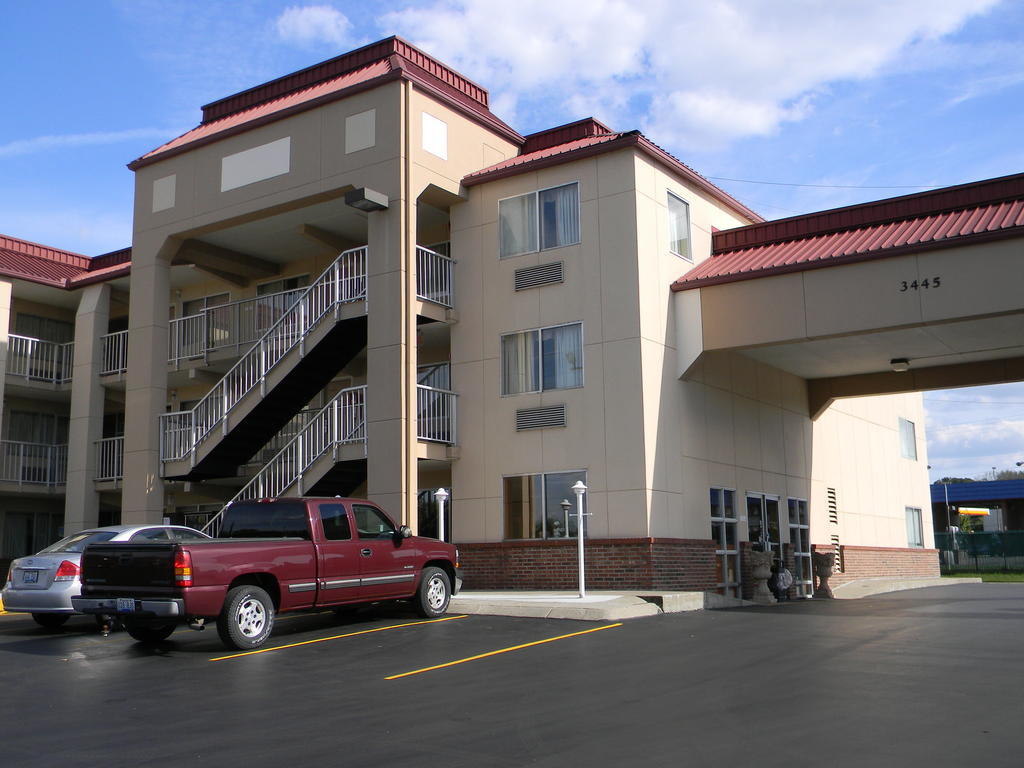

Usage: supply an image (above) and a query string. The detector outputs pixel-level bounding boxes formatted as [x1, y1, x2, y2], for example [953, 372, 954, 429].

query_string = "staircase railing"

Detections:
[159, 246, 367, 465]
[201, 386, 366, 536]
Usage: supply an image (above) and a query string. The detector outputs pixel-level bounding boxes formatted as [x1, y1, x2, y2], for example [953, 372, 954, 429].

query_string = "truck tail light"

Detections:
[174, 549, 194, 588]
[54, 560, 80, 582]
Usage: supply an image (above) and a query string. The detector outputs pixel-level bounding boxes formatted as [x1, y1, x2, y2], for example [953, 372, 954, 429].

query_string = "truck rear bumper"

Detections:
[72, 597, 185, 619]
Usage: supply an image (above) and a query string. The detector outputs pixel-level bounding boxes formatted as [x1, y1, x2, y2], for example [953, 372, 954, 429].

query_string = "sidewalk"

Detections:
[450, 590, 744, 621]
[450, 577, 981, 621]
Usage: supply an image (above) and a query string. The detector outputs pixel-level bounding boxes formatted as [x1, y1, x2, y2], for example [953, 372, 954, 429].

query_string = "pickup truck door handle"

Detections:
[360, 548, 372, 557]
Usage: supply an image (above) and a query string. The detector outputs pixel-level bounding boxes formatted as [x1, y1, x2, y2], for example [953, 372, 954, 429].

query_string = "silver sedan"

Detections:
[2, 524, 210, 628]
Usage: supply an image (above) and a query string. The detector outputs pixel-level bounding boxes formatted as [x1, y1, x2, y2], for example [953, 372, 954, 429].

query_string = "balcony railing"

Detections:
[7, 335, 73, 384]
[202, 386, 367, 536]
[101, 245, 446, 378]
[416, 246, 453, 308]
[96, 436, 124, 481]
[417, 385, 457, 444]
[0, 441, 67, 486]
[169, 288, 310, 363]
[159, 246, 368, 464]
[101, 331, 128, 375]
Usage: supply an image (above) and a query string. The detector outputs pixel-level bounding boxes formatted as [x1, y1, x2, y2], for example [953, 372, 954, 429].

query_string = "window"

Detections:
[499, 183, 580, 258]
[172, 529, 210, 542]
[353, 504, 397, 539]
[787, 498, 812, 597]
[257, 275, 309, 295]
[899, 417, 917, 460]
[182, 292, 229, 317]
[220, 501, 310, 539]
[504, 471, 587, 540]
[130, 528, 170, 542]
[501, 323, 582, 395]
[906, 507, 924, 548]
[710, 488, 740, 597]
[667, 193, 691, 260]
[319, 504, 352, 541]
[14, 314, 73, 343]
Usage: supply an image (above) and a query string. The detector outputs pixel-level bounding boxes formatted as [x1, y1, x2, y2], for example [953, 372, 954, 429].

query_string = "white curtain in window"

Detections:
[501, 331, 539, 395]
[540, 184, 580, 250]
[541, 324, 582, 390]
[499, 194, 538, 258]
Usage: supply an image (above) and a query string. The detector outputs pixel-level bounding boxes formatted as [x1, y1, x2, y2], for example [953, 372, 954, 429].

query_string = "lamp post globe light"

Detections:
[572, 480, 588, 599]
[433, 487, 449, 542]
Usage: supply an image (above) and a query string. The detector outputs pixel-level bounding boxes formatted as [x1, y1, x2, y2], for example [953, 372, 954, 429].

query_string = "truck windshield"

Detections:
[219, 501, 311, 539]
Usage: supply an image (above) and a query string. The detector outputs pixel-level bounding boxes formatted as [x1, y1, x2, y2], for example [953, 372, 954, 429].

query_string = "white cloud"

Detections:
[0, 129, 175, 159]
[382, 0, 999, 147]
[276, 5, 353, 47]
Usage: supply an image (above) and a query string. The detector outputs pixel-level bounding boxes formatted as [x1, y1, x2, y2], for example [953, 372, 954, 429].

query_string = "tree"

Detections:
[938, 477, 974, 484]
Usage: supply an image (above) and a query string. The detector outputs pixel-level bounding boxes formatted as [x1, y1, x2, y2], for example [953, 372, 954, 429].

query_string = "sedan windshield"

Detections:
[38, 531, 119, 554]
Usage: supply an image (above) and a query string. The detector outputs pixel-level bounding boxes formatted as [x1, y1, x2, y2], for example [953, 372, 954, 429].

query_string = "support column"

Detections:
[0, 278, 11, 440]
[365, 196, 418, 528]
[65, 283, 110, 532]
[122, 234, 171, 523]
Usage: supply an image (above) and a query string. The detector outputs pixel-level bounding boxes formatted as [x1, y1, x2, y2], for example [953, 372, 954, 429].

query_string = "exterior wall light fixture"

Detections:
[890, 357, 910, 372]
[344, 187, 389, 212]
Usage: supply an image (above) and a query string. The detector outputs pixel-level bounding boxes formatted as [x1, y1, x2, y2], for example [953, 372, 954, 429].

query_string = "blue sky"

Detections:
[2, 0, 1024, 479]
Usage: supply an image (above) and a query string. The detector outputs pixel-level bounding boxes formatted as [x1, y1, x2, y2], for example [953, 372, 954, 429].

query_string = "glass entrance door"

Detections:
[746, 493, 781, 558]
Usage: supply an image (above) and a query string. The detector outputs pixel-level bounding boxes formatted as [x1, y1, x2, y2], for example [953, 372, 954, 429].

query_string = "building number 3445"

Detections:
[899, 276, 941, 291]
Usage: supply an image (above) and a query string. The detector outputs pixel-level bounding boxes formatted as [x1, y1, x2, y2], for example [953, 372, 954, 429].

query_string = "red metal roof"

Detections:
[130, 37, 522, 170]
[0, 235, 130, 289]
[672, 171, 1024, 291]
[463, 123, 762, 224]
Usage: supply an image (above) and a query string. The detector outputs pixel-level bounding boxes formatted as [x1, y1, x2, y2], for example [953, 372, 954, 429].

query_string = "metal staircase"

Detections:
[201, 386, 367, 536]
[160, 247, 368, 480]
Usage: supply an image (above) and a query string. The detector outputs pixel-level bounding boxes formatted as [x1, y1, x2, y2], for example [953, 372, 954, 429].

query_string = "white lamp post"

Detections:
[434, 487, 449, 542]
[571, 480, 588, 598]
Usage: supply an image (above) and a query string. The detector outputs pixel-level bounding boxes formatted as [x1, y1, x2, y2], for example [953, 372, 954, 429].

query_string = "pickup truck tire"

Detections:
[123, 620, 176, 643]
[32, 613, 69, 629]
[217, 585, 275, 650]
[413, 567, 451, 618]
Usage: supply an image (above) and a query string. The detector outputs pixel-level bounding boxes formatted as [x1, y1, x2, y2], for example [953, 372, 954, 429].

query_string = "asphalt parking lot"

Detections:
[1, 582, 1020, 768]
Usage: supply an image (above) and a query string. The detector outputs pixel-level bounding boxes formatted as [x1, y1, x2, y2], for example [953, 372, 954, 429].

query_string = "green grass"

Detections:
[943, 572, 1024, 582]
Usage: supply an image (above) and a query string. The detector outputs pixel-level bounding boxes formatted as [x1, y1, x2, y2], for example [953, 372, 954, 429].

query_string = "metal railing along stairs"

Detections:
[201, 386, 367, 537]
[160, 246, 367, 466]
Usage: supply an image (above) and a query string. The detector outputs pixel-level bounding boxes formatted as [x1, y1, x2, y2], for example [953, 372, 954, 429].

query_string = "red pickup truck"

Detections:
[72, 498, 461, 650]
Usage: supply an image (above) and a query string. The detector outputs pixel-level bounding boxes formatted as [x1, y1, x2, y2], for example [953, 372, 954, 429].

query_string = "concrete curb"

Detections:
[832, 576, 982, 599]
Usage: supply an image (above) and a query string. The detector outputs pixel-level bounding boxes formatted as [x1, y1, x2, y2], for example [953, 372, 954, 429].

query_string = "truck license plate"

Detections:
[23, 570, 39, 584]
[116, 598, 135, 613]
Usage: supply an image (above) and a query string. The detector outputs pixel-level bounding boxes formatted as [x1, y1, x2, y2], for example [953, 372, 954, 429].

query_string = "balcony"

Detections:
[416, 246, 453, 308]
[0, 441, 67, 487]
[100, 245, 453, 377]
[96, 436, 124, 482]
[7, 335, 73, 384]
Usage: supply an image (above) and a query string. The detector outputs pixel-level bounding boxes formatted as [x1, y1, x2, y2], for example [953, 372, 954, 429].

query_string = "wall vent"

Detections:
[516, 404, 567, 431]
[515, 261, 564, 291]
[827, 487, 842, 572]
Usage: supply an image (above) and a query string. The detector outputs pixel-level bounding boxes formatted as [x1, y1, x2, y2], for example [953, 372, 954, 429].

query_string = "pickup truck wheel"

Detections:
[32, 613, 69, 629]
[217, 585, 275, 650]
[414, 567, 451, 618]
[123, 620, 176, 643]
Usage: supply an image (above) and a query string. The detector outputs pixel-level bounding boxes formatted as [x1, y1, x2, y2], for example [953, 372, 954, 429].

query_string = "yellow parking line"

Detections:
[386, 622, 623, 680]
[210, 615, 468, 661]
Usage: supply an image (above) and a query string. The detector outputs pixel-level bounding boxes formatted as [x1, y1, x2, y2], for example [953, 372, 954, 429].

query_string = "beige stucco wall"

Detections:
[812, 391, 933, 549]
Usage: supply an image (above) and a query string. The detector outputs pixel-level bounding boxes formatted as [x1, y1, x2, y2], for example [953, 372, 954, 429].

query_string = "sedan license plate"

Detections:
[22, 570, 39, 584]
[116, 598, 135, 613]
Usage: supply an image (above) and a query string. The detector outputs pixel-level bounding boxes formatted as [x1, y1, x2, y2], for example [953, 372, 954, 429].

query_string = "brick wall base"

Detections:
[811, 544, 940, 590]
[458, 538, 718, 591]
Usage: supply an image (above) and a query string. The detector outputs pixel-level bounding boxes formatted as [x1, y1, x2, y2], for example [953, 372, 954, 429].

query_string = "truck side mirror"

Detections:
[399, 525, 412, 539]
